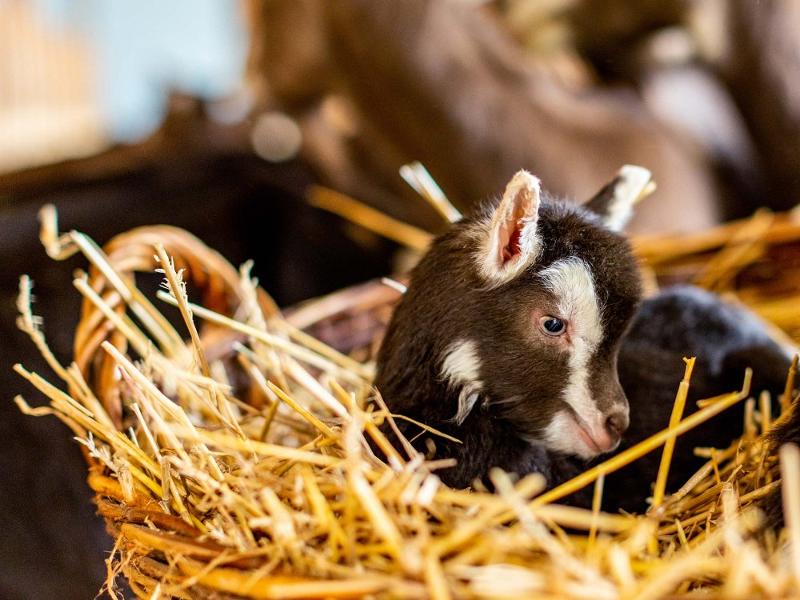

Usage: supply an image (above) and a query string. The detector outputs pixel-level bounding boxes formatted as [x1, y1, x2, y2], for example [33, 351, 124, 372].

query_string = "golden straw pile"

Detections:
[13, 184, 800, 598]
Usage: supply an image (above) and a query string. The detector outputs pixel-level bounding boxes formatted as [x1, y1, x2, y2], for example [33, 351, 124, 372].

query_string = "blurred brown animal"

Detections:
[251, 0, 721, 234]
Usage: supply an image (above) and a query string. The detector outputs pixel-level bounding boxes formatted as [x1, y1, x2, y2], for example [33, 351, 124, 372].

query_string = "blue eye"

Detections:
[540, 316, 566, 336]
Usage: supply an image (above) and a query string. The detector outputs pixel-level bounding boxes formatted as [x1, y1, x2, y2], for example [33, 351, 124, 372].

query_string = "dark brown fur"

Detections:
[375, 194, 642, 488]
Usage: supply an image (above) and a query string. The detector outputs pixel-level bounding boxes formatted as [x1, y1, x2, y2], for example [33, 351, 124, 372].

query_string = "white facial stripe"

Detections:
[539, 258, 604, 427]
[440, 339, 483, 425]
[539, 257, 603, 347]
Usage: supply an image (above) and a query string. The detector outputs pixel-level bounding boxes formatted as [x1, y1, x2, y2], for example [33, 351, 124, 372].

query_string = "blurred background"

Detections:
[2, 1, 800, 597]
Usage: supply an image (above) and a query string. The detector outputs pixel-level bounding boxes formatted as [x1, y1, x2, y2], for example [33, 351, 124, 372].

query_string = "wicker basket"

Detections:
[16, 208, 800, 599]
[66, 225, 408, 598]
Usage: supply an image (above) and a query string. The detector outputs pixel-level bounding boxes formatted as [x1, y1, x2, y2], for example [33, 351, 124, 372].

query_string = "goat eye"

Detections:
[540, 316, 566, 336]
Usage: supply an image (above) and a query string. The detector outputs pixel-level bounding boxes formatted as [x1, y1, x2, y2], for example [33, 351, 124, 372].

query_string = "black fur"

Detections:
[375, 195, 641, 489]
[601, 286, 792, 512]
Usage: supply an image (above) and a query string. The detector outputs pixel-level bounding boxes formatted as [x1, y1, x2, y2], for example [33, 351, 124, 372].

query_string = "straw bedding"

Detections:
[12, 201, 800, 599]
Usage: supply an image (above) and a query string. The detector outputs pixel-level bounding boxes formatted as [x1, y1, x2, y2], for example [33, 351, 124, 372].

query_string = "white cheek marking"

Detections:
[440, 339, 483, 425]
[540, 258, 604, 426]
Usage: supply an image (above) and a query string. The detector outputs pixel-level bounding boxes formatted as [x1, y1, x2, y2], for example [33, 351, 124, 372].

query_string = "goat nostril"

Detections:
[605, 412, 628, 437]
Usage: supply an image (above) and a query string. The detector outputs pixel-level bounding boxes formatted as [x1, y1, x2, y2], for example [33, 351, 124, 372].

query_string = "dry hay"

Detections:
[12, 185, 800, 599]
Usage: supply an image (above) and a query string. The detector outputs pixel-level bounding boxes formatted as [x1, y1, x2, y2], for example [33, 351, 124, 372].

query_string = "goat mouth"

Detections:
[566, 412, 603, 455]
[575, 420, 603, 454]
[575, 422, 602, 453]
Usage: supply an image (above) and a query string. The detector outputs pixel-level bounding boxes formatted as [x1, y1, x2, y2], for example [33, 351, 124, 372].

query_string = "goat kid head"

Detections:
[376, 166, 648, 459]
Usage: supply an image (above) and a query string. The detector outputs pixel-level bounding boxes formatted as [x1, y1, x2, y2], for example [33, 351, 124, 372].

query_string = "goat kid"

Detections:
[377, 169, 800, 521]
[375, 168, 645, 488]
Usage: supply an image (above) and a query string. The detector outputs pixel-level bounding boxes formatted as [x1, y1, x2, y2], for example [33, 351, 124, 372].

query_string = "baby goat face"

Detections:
[376, 169, 644, 466]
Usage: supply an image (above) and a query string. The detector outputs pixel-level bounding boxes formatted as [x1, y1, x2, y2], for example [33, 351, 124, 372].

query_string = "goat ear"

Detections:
[584, 165, 653, 232]
[480, 170, 541, 283]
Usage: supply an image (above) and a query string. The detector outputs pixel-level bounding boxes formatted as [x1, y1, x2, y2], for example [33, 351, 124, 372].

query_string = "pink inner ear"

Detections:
[502, 223, 523, 264]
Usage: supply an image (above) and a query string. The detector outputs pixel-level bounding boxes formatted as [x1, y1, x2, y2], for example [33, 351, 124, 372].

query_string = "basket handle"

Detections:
[72, 225, 279, 428]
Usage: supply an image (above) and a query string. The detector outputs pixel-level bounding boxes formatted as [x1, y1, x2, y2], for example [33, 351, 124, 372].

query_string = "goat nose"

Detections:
[605, 411, 629, 438]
